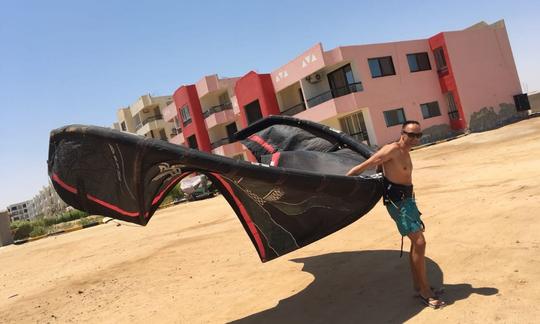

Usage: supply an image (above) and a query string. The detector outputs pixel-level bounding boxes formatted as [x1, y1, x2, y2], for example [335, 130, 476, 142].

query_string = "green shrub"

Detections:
[12, 222, 34, 240]
[160, 184, 184, 206]
[10, 209, 91, 240]
[29, 225, 47, 237]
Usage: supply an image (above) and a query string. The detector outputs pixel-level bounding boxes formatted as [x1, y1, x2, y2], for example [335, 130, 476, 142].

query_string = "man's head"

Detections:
[400, 120, 422, 147]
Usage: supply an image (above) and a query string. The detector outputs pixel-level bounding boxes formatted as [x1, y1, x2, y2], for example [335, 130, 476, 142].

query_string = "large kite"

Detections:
[48, 116, 383, 262]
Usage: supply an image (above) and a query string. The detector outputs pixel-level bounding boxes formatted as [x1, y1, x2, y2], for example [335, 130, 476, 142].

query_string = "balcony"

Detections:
[281, 102, 306, 116]
[204, 103, 236, 129]
[129, 95, 154, 116]
[135, 115, 163, 131]
[306, 82, 363, 108]
[211, 137, 231, 149]
[211, 141, 245, 157]
[162, 101, 178, 122]
[203, 102, 233, 118]
[169, 133, 185, 145]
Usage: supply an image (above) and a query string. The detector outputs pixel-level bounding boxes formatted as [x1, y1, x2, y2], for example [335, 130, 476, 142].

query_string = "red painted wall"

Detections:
[428, 33, 467, 130]
[172, 85, 211, 152]
[234, 71, 280, 128]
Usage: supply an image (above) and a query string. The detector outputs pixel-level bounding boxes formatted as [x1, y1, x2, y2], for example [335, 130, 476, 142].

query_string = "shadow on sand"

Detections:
[231, 250, 497, 323]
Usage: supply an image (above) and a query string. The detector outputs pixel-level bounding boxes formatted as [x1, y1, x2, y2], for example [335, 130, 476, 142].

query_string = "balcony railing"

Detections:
[437, 66, 449, 77]
[183, 118, 192, 126]
[448, 110, 459, 120]
[306, 82, 363, 108]
[203, 102, 233, 119]
[281, 102, 306, 116]
[135, 115, 163, 131]
[211, 137, 231, 149]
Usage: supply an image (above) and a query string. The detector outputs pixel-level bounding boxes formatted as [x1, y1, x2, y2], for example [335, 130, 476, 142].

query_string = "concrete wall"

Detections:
[0, 211, 13, 246]
[528, 92, 540, 113]
[445, 21, 524, 131]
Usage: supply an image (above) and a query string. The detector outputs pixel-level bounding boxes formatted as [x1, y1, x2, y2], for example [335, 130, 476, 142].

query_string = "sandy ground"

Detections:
[1, 118, 540, 324]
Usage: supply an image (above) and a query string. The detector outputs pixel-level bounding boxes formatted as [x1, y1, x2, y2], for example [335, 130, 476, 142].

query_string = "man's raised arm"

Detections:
[346, 144, 395, 176]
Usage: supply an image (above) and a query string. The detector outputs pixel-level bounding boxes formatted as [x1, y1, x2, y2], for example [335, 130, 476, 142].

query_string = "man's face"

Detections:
[401, 123, 422, 146]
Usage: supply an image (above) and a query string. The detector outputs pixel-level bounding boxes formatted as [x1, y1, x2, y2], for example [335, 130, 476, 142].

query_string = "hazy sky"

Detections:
[1, 0, 539, 208]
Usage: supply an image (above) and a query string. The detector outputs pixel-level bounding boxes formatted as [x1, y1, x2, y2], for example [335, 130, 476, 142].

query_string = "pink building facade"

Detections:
[165, 20, 527, 158]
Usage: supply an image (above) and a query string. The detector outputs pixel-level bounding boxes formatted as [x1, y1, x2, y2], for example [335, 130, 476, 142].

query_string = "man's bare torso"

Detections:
[382, 143, 413, 185]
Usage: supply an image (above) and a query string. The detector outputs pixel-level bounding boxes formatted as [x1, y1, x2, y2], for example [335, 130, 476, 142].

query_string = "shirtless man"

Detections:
[346, 120, 445, 309]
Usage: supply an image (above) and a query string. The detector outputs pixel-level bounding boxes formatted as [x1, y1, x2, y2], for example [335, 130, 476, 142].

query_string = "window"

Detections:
[368, 56, 396, 78]
[339, 112, 370, 146]
[244, 100, 263, 125]
[446, 92, 459, 120]
[407, 52, 431, 72]
[219, 92, 230, 105]
[121, 121, 126, 131]
[328, 64, 359, 97]
[383, 108, 406, 127]
[187, 135, 198, 149]
[420, 101, 441, 119]
[226, 122, 238, 141]
[180, 105, 191, 125]
[159, 129, 167, 140]
[433, 47, 447, 72]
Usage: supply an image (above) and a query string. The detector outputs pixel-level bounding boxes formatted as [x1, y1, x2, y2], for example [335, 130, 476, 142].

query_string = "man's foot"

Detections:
[418, 294, 446, 309]
[414, 286, 445, 298]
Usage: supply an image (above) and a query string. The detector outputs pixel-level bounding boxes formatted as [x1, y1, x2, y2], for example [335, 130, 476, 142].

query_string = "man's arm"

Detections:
[346, 144, 396, 176]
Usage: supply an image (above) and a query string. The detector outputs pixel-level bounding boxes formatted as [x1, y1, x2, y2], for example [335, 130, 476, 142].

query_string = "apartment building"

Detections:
[163, 74, 247, 158]
[6, 200, 34, 222]
[162, 20, 527, 159]
[113, 94, 175, 140]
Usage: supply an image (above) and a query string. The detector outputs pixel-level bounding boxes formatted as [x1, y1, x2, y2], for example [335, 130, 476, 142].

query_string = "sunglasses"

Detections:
[402, 131, 423, 139]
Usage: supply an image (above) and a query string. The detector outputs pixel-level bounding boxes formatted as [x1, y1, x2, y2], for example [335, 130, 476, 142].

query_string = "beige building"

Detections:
[6, 200, 34, 222]
[113, 94, 176, 140]
[6, 183, 72, 222]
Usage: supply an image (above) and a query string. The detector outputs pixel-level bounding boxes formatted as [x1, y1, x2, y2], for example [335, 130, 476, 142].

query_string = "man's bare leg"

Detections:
[407, 231, 445, 307]
[409, 243, 421, 292]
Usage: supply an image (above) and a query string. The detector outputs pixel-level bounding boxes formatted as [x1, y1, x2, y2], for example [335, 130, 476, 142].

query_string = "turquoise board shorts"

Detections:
[385, 197, 424, 236]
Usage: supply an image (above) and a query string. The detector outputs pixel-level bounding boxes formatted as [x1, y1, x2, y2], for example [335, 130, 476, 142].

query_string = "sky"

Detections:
[1, 0, 539, 209]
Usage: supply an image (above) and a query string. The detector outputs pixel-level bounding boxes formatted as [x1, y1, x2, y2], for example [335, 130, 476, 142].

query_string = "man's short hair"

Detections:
[402, 120, 420, 129]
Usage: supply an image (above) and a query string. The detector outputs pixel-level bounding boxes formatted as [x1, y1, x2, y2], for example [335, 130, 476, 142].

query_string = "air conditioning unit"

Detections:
[305, 73, 322, 84]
